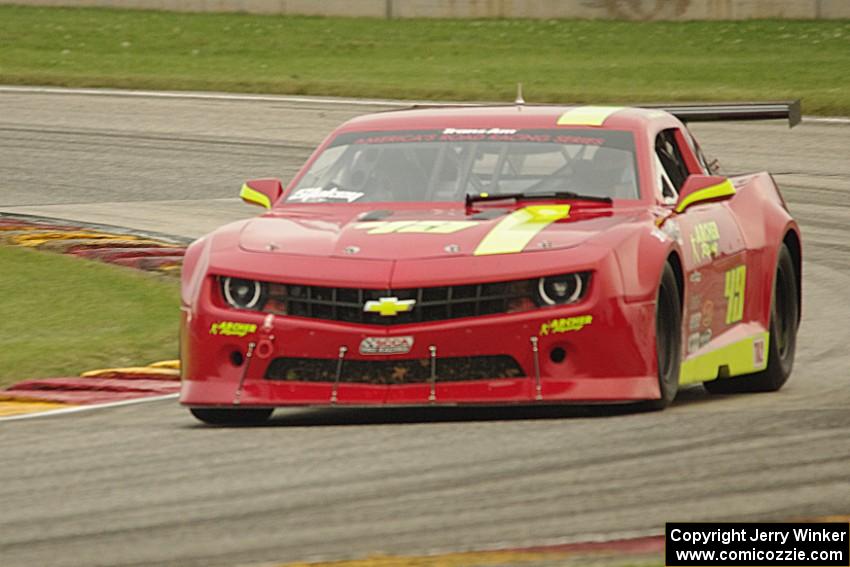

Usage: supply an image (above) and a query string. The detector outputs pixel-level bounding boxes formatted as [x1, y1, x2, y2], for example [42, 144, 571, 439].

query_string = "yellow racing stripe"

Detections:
[556, 106, 625, 127]
[680, 331, 769, 385]
[240, 183, 272, 209]
[473, 205, 570, 256]
[675, 179, 736, 213]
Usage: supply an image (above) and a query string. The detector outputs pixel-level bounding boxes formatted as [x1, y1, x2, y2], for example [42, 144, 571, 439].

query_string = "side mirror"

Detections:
[674, 174, 735, 213]
[240, 178, 283, 209]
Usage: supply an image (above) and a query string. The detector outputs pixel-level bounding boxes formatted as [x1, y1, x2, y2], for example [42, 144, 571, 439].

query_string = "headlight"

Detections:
[222, 277, 266, 310]
[537, 273, 589, 306]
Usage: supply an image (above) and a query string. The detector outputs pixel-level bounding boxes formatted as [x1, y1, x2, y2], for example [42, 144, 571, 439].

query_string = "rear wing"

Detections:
[645, 100, 801, 128]
[398, 99, 802, 128]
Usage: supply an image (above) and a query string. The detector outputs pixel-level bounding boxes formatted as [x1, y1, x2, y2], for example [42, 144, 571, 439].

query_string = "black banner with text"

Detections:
[666, 522, 849, 566]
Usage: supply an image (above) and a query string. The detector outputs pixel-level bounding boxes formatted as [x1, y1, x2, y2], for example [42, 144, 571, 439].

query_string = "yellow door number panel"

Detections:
[724, 265, 746, 324]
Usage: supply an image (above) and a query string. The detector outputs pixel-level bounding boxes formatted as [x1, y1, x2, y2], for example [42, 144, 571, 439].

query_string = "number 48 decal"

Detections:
[724, 265, 747, 324]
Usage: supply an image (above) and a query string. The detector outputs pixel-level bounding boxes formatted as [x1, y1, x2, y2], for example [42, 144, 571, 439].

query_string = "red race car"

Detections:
[179, 102, 802, 424]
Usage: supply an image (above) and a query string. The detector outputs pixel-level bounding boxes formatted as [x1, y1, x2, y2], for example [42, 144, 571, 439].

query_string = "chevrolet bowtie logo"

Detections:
[363, 297, 416, 317]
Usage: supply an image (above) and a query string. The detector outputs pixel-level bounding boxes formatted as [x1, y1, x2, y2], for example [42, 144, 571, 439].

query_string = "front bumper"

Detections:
[180, 279, 660, 407]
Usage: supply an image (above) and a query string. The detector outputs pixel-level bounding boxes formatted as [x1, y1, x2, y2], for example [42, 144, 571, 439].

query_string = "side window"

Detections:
[654, 129, 690, 203]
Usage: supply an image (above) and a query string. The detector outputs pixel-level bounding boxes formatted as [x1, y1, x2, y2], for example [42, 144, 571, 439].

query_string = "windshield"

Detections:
[288, 128, 639, 204]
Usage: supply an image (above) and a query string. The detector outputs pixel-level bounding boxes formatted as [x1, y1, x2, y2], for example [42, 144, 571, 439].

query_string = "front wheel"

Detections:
[643, 262, 682, 410]
[704, 243, 798, 394]
[190, 407, 273, 426]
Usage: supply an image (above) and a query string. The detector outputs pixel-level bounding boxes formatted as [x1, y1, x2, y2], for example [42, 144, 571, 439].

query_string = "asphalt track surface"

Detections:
[1, 91, 849, 567]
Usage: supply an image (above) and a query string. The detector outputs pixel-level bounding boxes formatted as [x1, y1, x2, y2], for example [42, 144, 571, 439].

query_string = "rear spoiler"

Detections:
[399, 99, 802, 128]
[644, 100, 801, 128]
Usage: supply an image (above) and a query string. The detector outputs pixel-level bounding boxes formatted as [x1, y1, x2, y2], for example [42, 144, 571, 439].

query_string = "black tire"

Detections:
[643, 262, 683, 410]
[704, 243, 798, 394]
[190, 407, 273, 426]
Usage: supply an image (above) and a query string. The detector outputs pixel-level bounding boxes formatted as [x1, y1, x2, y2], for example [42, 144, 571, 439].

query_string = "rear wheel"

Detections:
[644, 262, 682, 410]
[704, 243, 798, 394]
[190, 407, 273, 426]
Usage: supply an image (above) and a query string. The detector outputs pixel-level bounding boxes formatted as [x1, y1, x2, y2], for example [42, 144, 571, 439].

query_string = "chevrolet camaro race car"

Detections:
[179, 101, 802, 425]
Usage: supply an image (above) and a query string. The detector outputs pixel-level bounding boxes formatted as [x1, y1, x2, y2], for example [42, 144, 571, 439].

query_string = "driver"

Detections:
[572, 149, 636, 199]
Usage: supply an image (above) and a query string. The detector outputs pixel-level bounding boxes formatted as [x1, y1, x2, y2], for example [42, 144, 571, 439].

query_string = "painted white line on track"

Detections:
[0, 393, 179, 423]
[806, 116, 850, 124]
[0, 85, 414, 107]
[5, 85, 845, 123]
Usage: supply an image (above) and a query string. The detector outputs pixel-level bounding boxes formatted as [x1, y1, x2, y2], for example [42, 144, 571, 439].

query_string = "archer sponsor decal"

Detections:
[209, 321, 257, 337]
[539, 314, 592, 336]
[690, 221, 720, 262]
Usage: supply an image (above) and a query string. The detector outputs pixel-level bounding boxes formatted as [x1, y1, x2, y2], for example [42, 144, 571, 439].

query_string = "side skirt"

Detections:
[680, 326, 770, 385]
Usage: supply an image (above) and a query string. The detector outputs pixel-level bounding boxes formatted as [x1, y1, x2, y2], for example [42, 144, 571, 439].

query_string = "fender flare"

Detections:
[615, 225, 684, 305]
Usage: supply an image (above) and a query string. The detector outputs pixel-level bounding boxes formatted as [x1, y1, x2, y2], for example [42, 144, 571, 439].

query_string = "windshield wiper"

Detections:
[465, 191, 612, 206]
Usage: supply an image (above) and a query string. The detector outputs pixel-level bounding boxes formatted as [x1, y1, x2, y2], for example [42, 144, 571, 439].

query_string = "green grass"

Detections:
[1, 6, 849, 114]
[0, 245, 179, 388]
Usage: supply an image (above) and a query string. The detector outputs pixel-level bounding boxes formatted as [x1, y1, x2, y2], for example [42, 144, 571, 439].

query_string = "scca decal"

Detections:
[354, 220, 479, 234]
[539, 315, 593, 335]
[209, 321, 257, 337]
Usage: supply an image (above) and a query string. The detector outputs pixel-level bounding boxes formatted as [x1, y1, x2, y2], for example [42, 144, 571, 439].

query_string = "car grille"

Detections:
[264, 355, 525, 384]
[253, 279, 537, 325]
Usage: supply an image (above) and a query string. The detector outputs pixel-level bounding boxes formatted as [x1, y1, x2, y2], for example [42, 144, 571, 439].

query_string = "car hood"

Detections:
[238, 204, 630, 260]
